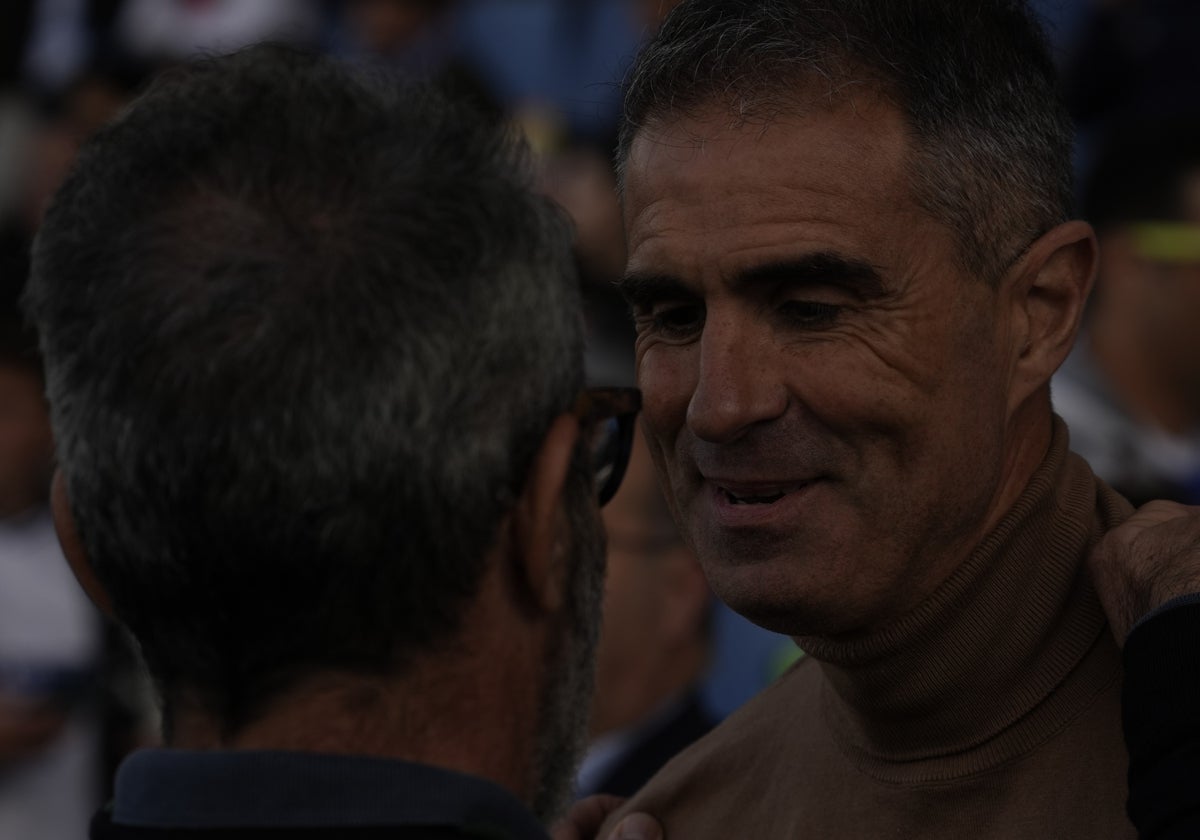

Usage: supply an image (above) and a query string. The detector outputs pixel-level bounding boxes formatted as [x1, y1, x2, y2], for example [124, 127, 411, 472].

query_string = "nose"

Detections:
[686, 311, 788, 443]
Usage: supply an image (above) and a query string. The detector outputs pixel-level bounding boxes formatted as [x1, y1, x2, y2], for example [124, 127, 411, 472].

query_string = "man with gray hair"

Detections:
[601, 1, 1137, 837]
[25, 45, 640, 839]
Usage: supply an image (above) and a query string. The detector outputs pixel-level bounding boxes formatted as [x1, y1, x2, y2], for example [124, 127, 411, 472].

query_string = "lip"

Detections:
[703, 477, 823, 528]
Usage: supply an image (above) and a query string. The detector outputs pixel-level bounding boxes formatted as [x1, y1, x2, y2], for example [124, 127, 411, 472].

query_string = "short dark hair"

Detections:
[26, 45, 584, 730]
[1084, 119, 1200, 231]
[616, 0, 1075, 283]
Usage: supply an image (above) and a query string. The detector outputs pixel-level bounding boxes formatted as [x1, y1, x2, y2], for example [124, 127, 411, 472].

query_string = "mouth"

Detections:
[716, 481, 815, 506]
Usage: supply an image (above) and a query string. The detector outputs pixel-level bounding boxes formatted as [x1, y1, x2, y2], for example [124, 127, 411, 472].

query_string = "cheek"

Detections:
[782, 338, 936, 443]
[635, 342, 696, 445]
[635, 344, 696, 524]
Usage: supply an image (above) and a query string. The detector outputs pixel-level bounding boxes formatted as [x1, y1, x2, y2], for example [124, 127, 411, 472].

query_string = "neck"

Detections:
[167, 564, 552, 809]
[982, 399, 1055, 540]
[169, 663, 540, 803]
[797, 418, 1127, 779]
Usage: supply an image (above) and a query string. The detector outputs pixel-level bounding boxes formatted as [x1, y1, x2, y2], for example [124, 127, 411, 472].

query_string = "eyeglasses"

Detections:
[573, 387, 642, 506]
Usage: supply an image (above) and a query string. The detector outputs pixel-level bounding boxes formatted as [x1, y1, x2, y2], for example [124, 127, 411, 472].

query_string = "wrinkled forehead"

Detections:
[623, 91, 912, 206]
[620, 96, 923, 273]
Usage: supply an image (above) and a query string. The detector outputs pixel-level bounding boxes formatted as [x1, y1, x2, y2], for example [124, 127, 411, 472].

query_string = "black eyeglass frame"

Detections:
[573, 387, 642, 506]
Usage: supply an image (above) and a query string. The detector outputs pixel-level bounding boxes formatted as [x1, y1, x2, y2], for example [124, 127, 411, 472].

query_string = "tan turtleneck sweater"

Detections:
[607, 422, 1137, 839]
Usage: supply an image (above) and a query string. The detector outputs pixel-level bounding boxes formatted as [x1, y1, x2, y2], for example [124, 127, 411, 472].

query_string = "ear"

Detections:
[509, 413, 583, 615]
[1004, 220, 1098, 414]
[50, 470, 115, 617]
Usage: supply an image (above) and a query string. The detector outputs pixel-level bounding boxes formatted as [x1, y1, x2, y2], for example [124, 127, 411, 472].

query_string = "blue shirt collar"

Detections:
[111, 749, 548, 839]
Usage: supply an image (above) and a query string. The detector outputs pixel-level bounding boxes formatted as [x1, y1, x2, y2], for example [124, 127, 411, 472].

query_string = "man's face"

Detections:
[621, 97, 1020, 637]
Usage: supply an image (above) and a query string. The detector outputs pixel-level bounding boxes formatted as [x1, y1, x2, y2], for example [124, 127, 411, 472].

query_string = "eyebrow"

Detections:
[617, 251, 888, 309]
[737, 253, 887, 300]
[615, 273, 697, 310]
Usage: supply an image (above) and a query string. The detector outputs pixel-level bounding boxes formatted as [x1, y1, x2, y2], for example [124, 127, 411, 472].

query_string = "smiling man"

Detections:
[602, 1, 1136, 838]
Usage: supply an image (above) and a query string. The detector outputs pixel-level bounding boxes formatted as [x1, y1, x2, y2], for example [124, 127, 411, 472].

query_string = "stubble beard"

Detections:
[529, 472, 605, 824]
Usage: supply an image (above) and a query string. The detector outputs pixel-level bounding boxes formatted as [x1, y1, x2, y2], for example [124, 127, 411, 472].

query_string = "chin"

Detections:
[707, 560, 883, 639]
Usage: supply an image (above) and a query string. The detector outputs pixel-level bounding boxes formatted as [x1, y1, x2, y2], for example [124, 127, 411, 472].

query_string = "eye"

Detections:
[777, 300, 842, 329]
[643, 303, 705, 339]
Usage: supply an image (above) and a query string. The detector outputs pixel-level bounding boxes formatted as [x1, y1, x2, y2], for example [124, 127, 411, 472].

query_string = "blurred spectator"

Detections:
[330, 0, 501, 122]
[21, 1, 144, 97]
[1028, 0, 1093, 60]
[113, 0, 322, 66]
[332, 0, 459, 69]
[1054, 121, 1200, 506]
[538, 140, 632, 389]
[635, 0, 684, 30]
[576, 427, 715, 799]
[1, 59, 142, 343]
[1064, 0, 1200, 132]
[456, 0, 643, 147]
[0, 2, 38, 90]
[331, 0, 649, 149]
[539, 144, 625, 288]
[0, 315, 101, 839]
[21, 0, 91, 94]
[0, 99, 37, 307]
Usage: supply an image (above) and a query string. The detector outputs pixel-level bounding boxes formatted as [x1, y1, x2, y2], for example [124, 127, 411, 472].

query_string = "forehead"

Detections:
[622, 96, 929, 281]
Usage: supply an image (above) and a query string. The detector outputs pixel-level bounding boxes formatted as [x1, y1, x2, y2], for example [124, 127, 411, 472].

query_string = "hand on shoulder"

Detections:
[551, 796, 663, 840]
[1088, 500, 1200, 644]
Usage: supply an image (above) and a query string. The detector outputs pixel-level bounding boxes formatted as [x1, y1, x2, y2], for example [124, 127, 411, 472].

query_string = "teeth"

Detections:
[721, 481, 812, 505]
[725, 490, 787, 505]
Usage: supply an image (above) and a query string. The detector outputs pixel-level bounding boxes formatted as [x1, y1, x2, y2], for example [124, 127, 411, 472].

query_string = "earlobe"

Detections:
[50, 470, 114, 617]
[509, 413, 583, 616]
[1007, 220, 1098, 410]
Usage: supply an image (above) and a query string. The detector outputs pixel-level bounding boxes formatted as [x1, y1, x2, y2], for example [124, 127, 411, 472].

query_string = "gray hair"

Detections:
[26, 45, 584, 730]
[617, 0, 1076, 283]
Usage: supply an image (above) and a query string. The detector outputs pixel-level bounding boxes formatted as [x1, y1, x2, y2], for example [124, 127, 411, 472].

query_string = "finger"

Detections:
[1089, 502, 1200, 644]
[550, 795, 626, 840]
[610, 812, 665, 840]
[1118, 501, 1200, 534]
[1090, 502, 1199, 571]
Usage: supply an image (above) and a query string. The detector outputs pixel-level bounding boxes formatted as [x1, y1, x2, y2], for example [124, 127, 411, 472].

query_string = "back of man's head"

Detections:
[617, 0, 1073, 284]
[25, 45, 586, 733]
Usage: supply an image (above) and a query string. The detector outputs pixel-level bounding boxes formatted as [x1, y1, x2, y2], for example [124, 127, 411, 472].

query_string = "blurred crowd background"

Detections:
[0, 1, 1198, 838]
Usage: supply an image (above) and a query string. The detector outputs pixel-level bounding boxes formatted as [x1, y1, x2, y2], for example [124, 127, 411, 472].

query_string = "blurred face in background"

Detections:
[639, 0, 685, 29]
[1148, 171, 1200, 412]
[346, 0, 453, 53]
[1097, 169, 1200, 429]
[592, 429, 710, 738]
[0, 364, 52, 517]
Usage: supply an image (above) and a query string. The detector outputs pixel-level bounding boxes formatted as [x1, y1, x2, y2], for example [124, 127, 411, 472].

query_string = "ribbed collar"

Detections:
[800, 419, 1130, 782]
[110, 749, 548, 839]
